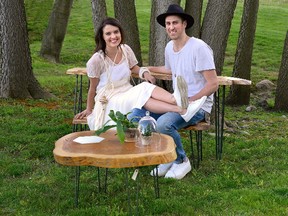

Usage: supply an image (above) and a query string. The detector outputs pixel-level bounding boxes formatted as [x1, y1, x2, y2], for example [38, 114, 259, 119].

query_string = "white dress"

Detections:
[86, 44, 156, 130]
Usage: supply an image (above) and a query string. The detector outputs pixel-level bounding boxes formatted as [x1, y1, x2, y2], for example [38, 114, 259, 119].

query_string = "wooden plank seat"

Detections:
[73, 116, 87, 125]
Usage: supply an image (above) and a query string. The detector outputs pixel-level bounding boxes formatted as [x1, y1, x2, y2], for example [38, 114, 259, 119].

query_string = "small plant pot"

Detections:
[140, 135, 152, 146]
[124, 128, 137, 142]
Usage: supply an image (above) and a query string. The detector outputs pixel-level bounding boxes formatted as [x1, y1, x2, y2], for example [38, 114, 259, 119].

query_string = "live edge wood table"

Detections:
[53, 129, 176, 207]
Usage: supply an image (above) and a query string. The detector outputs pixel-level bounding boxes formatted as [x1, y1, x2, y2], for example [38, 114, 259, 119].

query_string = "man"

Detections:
[129, 4, 219, 179]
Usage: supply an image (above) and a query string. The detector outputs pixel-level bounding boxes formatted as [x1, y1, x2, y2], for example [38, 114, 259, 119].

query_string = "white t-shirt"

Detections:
[165, 37, 216, 113]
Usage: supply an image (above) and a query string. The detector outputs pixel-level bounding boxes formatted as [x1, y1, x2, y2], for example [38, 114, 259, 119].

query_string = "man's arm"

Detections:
[189, 69, 219, 102]
[147, 66, 172, 74]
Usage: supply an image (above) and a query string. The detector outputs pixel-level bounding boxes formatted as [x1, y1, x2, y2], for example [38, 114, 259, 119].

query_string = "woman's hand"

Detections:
[75, 109, 92, 119]
[143, 72, 156, 84]
[99, 96, 108, 104]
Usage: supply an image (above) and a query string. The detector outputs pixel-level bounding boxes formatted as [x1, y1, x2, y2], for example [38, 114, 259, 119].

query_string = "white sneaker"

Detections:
[165, 158, 191, 180]
[150, 162, 174, 177]
[173, 76, 189, 109]
[181, 96, 207, 122]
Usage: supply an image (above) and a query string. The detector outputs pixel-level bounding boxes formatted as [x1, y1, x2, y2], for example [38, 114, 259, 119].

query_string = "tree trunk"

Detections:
[40, 0, 73, 63]
[185, 0, 203, 38]
[275, 30, 288, 111]
[201, 0, 238, 75]
[0, 0, 52, 99]
[226, 0, 259, 105]
[149, 0, 179, 91]
[114, 0, 142, 66]
[91, 0, 107, 35]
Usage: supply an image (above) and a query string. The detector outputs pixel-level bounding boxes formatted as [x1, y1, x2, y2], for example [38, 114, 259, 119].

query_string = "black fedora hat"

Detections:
[157, 4, 194, 29]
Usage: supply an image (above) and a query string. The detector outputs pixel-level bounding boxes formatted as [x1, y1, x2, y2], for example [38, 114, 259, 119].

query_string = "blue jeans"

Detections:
[128, 108, 206, 163]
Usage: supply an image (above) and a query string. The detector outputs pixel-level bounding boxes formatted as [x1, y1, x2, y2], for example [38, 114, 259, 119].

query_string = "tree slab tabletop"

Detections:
[66, 67, 171, 80]
[53, 130, 176, 168]
[66, 67, 87, 75]
[66, 67, 252, 86]
[217, 76, 252, 86]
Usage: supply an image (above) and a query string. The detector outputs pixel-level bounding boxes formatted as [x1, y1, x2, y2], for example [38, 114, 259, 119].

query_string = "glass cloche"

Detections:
[137, 111, 157, 146]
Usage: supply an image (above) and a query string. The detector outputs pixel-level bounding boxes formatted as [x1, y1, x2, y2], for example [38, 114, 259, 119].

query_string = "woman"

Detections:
[75, 17, 201, 130]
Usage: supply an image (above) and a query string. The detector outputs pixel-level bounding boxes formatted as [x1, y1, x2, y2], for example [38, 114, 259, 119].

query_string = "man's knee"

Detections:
[127, 108, 146, 122]
[156, 116, 173, 133]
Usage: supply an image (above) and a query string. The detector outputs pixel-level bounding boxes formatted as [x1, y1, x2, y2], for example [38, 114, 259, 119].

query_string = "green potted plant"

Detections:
[95, 110, 138, 144]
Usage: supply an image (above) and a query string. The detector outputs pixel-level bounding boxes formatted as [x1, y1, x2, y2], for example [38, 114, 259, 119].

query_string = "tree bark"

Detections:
[91, 0, 107, 35]
[201, 0, 238, 75]
[0, 0, 52, 99]
[40, 0, 73, 63]
[114, 0, 142, 66]
[185, 0, 203, 38]
[226, 0, 259, 105]
[149, 0, 179, 91]
[275, 31, 288, 111]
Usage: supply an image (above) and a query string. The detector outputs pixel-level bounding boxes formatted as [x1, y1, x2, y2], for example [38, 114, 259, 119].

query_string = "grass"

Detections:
[1, 0, 288, 215]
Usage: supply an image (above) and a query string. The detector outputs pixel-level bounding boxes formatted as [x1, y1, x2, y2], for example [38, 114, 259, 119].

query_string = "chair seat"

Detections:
[183, 121, 210, 131]
[72, 117, 87, 125]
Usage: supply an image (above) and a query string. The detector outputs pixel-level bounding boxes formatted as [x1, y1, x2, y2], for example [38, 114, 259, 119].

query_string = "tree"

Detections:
[40, 0, 73, 63]
[185, 0, 203, 38]
[114, 0, 142, 66]
[0, 0, 52, 99]
[149, 0, 179, 67]
[149, 0, 179, 91]
[226, 0, 259, 105]
[91, 0, 107, 35]
[201, 0, 238, 75]
[275, 30, 288, 111]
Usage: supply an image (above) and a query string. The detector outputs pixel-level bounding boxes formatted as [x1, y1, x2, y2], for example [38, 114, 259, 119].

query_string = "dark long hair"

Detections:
[94, 17, 125, 55]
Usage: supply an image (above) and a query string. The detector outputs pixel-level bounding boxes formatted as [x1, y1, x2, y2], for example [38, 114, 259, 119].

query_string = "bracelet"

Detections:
[139, 67, 150, 79]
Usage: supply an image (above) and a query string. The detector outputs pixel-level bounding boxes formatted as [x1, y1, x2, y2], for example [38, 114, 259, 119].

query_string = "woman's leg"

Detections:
[150, 86, 176, 105]
[144, 98, 185, 114]
[150, 75, 189, 108]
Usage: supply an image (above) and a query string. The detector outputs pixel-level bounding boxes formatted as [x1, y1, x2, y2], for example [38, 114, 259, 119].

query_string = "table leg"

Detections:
[73, 75, 79, 116]
[104, 168, 108, 193]
[97, 167, 101, 192]
[73, 74, 83, 116]
[152, 165, 160, 198]
[96, 167, 108, 193]
[189, 131, 197, 168]
[72, 74, 87, 132]
[195, 131, 203, 167]
[214, 86, 226, 160]
[75, 166, 80, 207]
[125, 169, 132, 215]
[124, 168, 142, 215]
[219, 86, 226, 159]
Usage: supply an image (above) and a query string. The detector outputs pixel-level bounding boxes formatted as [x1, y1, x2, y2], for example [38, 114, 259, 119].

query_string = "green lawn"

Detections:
[0, 0, 288, 215]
